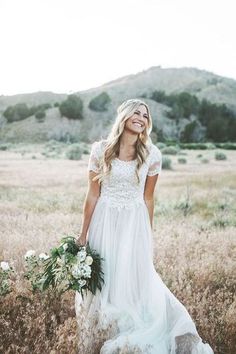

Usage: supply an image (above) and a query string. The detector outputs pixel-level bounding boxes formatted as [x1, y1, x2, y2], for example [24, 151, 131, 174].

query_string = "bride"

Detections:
[74, 99, 214, 353]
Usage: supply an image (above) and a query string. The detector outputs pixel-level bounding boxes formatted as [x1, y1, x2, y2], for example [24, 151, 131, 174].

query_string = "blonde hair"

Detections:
[93, 98, 153, 184]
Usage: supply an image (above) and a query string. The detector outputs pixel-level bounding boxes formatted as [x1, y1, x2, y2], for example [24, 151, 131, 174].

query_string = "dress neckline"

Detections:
[115, 157, 137, 163]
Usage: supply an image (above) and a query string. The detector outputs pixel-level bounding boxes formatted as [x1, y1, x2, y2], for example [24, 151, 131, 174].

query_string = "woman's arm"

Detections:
[76, 171, 101, 245]
[144, 174, 159, 229]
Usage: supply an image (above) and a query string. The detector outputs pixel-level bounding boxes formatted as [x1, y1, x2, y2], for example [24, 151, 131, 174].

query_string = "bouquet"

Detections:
[24, 236, 105, 299]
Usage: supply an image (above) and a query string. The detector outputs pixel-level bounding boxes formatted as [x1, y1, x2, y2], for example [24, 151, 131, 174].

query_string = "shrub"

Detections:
[161, 146, 179, 155]
[88, 92, 111, 112]
[215, 143, 236, 150]
[156, 142, 166, 150]
[65, 144, 82, 160]
[59, 95, 84, 120]
[178, 158, 187, 164]
[3, 103, 31, 122]
[35, 110, 46, 122]
[162, 156, 172, 169]
[179, 143, 208, 150]
[215, 152, 227, 160]
[201, 158, 209, 164]
[0, 143, 11, 151]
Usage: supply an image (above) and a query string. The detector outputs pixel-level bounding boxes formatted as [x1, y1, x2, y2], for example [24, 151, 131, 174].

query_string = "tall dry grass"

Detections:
[0, 145, 236, 353]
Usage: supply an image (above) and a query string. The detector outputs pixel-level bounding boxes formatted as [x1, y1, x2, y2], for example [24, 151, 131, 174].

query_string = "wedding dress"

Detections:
[75, 139, 214, 354]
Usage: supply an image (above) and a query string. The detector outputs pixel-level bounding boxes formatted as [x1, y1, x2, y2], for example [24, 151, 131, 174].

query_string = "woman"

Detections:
[74, 99, 214, 353]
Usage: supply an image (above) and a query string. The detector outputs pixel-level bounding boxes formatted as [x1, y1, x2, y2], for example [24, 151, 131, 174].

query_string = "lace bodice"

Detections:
[87, 140, 162, 209]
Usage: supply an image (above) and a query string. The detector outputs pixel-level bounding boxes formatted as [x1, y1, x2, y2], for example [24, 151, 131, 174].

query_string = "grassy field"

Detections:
[0, 143, 236, 354]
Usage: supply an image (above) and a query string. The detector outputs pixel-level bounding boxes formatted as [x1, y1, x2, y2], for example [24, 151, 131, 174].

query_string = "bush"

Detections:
[201, 158, 209, 164]
[215, 143, 236, 150]
[215, 152, 227, 160]
[162, 156, 172, 169]
[179, 143, 208, 150]
[59, 95, 84, 120]
[178, 158, 187, 164]
[88, 92, 111, 112]
[156, 142, 166, 150]
[0, 143, 11, 151]
[65, 144, 82, 160]
[35, 110, 46, 122]
[4, 103, 31, 122]
[161, 146, 179, 155]
[29, 103, 51, 116]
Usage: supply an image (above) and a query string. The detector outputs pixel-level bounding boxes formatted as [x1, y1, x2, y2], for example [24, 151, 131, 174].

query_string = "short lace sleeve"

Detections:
[147, 144, 162, 176]
[87, 141, 103, 173]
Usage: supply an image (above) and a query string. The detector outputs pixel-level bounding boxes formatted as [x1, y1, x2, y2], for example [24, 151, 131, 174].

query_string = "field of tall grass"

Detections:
[0, 143, 235, 354]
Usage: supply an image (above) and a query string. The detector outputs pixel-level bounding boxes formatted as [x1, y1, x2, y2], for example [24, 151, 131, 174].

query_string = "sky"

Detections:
[0, 0, 235, 96]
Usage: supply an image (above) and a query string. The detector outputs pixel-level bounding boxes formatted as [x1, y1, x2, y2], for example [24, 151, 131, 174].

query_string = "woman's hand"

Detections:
[75, 233, 87, 247]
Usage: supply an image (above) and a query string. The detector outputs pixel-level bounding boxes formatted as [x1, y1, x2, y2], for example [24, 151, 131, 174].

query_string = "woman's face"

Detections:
[124, 104, 149, 134]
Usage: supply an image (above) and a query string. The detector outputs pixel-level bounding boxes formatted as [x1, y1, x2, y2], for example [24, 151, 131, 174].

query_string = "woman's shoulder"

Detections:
[146, 142, 162, 158]
[90, 139, 107, 156]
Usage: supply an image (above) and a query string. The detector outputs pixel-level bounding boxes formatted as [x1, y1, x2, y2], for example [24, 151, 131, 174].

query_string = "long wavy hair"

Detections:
[93, 98, 153, 184]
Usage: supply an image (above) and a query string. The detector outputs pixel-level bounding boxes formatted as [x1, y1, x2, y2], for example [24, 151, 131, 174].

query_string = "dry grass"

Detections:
[0, 145, 236, 353]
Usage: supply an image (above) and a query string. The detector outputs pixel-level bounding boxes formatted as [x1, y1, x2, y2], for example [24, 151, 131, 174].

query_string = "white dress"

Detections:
[75, 139, 214, 354]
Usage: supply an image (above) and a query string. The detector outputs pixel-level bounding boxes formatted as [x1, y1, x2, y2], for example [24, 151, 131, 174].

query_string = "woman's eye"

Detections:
[134, 111, 148, 119]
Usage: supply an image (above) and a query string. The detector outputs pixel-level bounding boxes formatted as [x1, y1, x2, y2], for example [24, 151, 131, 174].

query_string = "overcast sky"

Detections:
[0, 0, 235, 95]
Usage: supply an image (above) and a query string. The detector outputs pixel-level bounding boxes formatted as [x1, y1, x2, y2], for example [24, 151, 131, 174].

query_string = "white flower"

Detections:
[62, 243, 68, 251]
[78, 279, 86, 287]
[77, 250, 86, 262]
[85, 256, 93, 266]
[0, 261, 10, 271]
[38, 253, 49, 260]
[80, 263, 91, 278]
[24, 250, 36, 259]
[71, 265, 82, 279]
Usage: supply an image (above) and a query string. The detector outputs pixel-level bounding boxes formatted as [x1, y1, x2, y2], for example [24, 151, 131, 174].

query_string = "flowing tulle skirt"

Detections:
[75, 197, 214, 353]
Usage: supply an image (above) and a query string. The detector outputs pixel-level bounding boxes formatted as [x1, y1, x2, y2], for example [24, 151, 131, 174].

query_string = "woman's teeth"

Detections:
[133, 122, 142, 127]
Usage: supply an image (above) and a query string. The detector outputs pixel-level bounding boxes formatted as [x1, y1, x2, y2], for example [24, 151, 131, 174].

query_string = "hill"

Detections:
[0, 66, 236, 143]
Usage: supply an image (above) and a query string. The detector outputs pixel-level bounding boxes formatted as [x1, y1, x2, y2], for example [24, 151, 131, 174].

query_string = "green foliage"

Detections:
[151, 124, 165, 142]
[4, 103, 31, 122]
[88, 92, 111, 112]
[0, 262, 14, 296]
[4, 102, 52, 123]
[179, 143, 208, 150]
[162, 156, 172, 169]
[0, 143, 11, 151]
[215, 142, 236, 150]
[161, 146, 179, 155]
[180, 121, 198, 143]
[151, 90, 166, 103]
[30, 103, 51, 116]
[151, 91, 199, 119]
[65, 143, 82, 160]
[59, 95, 84, 120]
[156, 142, 167, 150]
[178, 157, 187, 164]
[35, 110, 46, 121]
[215, 151, 227, 160]
[151, 90, 236, 142]
[201, 158, 209, 163]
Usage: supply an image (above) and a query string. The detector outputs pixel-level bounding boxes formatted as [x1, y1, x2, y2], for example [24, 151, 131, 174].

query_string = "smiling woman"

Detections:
[74, 98, 214, 353]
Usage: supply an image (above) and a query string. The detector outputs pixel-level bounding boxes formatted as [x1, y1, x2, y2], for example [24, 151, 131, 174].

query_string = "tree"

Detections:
[3, 103, 31, 122]
[89, 92, 111, 112]
[59, 95, 84, 120]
